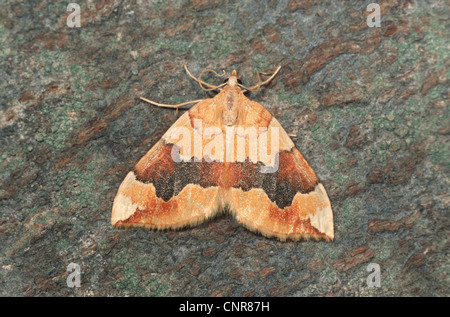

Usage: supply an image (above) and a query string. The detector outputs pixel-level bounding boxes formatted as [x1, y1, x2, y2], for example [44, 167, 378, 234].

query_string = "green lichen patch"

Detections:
[57, 160, 102, 213]
[200, 13, 242, 60]
[339, 196, 364, 230]
[112, 250, 170, 296]
[33, 49, 97, 152]
[0, 26, 11, 63]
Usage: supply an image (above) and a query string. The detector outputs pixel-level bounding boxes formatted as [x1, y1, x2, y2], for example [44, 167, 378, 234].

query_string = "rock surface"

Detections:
[0, 0, 448, 296]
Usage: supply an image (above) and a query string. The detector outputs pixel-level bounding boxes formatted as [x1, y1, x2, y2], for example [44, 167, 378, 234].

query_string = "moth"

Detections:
[111, 66, 334, 241]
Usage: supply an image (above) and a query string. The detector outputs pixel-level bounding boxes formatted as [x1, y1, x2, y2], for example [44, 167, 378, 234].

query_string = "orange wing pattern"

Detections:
[112, 73, 334, 241]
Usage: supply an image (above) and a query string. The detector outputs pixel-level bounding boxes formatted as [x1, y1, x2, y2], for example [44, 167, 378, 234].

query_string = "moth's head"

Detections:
[184, 65, 281, 93]
[226, 70, 241, 88]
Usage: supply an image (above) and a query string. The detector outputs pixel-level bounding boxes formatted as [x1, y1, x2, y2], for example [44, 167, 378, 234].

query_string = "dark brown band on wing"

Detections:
[133, 144, 222, 201]
[133, 143, 318, 207]
[228, 151, 319, 209]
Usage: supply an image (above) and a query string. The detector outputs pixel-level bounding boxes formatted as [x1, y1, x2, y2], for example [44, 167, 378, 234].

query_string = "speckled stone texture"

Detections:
[0, 0, 448, 296]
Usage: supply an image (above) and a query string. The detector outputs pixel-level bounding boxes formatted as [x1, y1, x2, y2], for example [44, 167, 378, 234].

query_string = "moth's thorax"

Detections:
[227, 70, 238, 87]
[221, 86, 243, 126]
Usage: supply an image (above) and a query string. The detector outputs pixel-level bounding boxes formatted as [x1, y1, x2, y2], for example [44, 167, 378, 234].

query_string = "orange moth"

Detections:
[111, 66, 334, 241]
